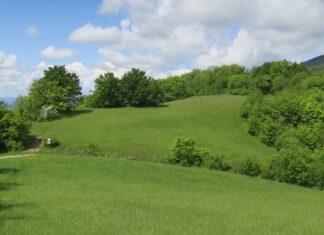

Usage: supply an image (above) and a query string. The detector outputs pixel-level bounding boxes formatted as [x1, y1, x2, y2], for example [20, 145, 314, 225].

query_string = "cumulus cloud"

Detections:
[5, 0, 324, 96]
[98, 0, 126, 14]
[25, 25, 39, 37]
[40, 46, 77, 60]
[0, 51, 26, 96]
[68, 23, 123, 45]
[70, 0, 324, 72]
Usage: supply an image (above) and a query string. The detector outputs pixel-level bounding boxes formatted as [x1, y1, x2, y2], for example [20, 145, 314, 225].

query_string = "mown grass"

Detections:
[1, 155, 324, 235]
[31, 96, 275, 161]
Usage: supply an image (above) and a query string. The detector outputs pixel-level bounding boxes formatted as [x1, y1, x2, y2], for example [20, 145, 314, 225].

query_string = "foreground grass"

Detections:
[32, 96, 274, 161]
[1, 155, 324, 234]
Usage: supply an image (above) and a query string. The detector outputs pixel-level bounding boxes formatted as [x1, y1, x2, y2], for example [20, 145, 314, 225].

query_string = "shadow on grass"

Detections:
[135, 104, 170, 109]
[65, 109, 93, 118]
[0, 168, 35, 227]
[0, 168, 19, 175]
[0, 182, 21, 191]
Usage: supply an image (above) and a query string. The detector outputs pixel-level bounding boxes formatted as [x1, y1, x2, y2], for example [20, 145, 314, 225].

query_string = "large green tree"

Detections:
[92, 72, 124, 107]
[121, 68, 164, 106]
[22, 66, 82, 120]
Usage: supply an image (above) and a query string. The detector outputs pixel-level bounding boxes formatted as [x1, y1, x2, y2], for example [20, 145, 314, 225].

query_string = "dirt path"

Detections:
[0, 154, 34, 160]
[0, 137, 43, 160]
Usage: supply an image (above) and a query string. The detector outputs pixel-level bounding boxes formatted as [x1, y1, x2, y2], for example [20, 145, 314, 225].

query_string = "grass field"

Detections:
[1, 155, 324, 234]
[31, 96, 275, 161]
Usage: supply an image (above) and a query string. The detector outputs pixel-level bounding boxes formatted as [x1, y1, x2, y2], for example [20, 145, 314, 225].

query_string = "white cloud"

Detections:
[68, 23, 123, 45]
[0, 51, 26, 97]
[98, 0, 126, 14]
[25, 25, 39, 37]
[79, 0, 324, 72]
[41, 46, 77, 60]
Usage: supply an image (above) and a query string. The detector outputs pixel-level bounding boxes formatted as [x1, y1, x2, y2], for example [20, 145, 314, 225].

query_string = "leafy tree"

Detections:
[22, 66, 81, 120]
[92, 72, 124, 107]
[121, 68, 164, 106]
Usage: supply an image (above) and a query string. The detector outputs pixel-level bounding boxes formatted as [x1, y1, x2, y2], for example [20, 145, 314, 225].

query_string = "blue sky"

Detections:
[0, 0, 116, 67]
[1, 0, 324, 97]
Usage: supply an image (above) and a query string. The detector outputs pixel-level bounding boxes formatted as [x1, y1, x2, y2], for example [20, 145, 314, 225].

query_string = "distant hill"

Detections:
[0, 97, 16, 109]
[302, 55, 324, 69]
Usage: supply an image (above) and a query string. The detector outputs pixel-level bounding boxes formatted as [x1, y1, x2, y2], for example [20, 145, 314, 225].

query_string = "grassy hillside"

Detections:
[1, 155, 324, 234]
[31, 95, 275, 161]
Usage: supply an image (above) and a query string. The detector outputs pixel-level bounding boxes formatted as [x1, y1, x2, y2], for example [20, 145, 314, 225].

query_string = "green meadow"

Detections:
[31, 96, 274, 161]
[1, 155, 324, 235]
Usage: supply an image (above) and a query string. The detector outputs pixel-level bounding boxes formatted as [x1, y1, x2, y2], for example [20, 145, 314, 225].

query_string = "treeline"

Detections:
[158, 61, 310, 101]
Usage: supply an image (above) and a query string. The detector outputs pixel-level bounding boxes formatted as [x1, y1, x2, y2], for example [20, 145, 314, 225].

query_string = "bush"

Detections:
[310, 150, 324, 189]
[235, 155, 262, 177]
[80, 143, 103, 157]
[209, 154, 231, 171]
[262, 146, 313, 187]
[0, 108, 31, 152]
[169, 137, 210, 167]
[39, 105, 60, 121]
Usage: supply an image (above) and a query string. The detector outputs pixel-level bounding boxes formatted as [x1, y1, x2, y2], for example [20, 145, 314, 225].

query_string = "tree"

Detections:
[25, 66, 81, 120]
[91, 72, 124, 107]
[121, 68, 164, 106]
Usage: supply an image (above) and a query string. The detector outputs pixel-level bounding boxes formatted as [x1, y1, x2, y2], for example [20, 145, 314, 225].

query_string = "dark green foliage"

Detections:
[121, 68, 164, 107]
[235, 155, 262, 177]
[91, 72, 124, 108]
[262, 146, 315, 187]
[208, 154, 231, 171]
[0, 107, 31, 152]
[250, 60, 309, 94]
[89, 68, 164, 107]
[169, 137, 209, 167]
[242, 89, 323, 152]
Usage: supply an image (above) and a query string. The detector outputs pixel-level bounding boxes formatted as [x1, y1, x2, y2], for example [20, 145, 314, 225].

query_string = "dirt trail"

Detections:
[0, 137, 43, 160]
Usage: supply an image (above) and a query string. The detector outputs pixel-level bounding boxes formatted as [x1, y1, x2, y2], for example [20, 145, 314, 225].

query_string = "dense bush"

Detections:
[262, 146, 315, 187]
[208, 154, 231, 171]
[0, 105, 31, 152]
[169, 137, 210, 167]
[234, 155, 262, 177]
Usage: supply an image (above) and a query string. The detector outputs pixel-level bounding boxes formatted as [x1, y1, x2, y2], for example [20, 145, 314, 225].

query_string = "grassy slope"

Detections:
[31, 96, 274, 161]
[1, 155, 324, 235]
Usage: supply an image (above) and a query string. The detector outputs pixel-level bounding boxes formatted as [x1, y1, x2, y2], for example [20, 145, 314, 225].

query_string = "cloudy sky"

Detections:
[1, 0, 324, 97]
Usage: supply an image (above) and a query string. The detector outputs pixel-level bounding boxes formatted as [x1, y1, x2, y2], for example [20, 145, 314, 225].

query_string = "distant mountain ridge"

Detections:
[302, 55, 324, 69]
[0, 97, 16, 108]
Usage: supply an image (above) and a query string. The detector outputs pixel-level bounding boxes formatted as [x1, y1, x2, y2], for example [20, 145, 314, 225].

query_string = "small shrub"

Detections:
[81, 143, 103, 157]
[4, 140, 24, 152]
[169, 136, 209, 167]
[236, 155, 262, 177]
[209, 154, 231, 171]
